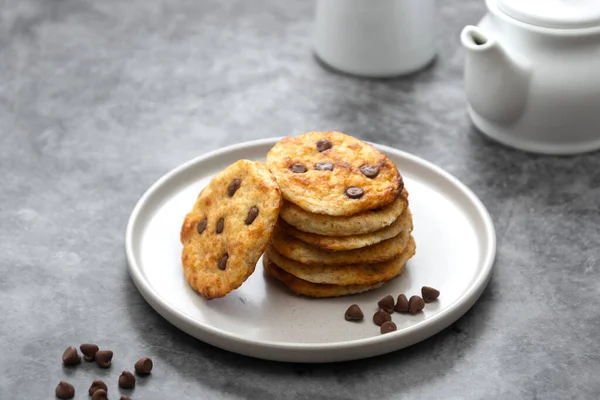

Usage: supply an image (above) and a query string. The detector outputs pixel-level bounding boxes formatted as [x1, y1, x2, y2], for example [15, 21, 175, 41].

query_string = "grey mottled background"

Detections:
[1, 0, 599, 399]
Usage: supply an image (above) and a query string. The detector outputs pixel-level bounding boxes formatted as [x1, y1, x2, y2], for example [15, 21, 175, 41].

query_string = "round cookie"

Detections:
[263, 255, 386, 298]
[280, 189, 408, 236]
[266, 131, 404, 216]
[180, 160, 282, 300]
[279, 207, 413, 251]
[265, 237, 415, 285]
[270, 223, 413, 265]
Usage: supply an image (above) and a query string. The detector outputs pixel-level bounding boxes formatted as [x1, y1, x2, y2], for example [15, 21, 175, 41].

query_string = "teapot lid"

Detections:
[497, 0, 600, 29]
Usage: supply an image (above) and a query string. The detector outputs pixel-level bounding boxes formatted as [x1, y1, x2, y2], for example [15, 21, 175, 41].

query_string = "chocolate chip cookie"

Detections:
[266, 131, 404, 216]
[265, 237, 415, 286]
[279, 189, 408, 236]
[263, 255, 386, 297]
[270, 221, 412, 265]
[278, 207, 413, 251]
[180, 160, 282, 299]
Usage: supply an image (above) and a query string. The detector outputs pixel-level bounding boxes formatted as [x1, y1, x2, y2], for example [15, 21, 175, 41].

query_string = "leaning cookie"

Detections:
[266, 131, 404, 216]
[180, 160, 282, 299]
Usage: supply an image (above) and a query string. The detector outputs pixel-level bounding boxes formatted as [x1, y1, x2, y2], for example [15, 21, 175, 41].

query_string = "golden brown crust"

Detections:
[266, 131, 404, 216]
[270, 218, 413, 265]
[180, 160, 282, 299]
[263, 255, 387, 298]
[265, 236, 415, 285]
[279, 189, 408, 236]
[279, 207, 413, 251]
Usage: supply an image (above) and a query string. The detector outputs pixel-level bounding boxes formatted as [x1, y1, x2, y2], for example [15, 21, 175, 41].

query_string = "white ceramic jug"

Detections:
[314, 0, 437, 78]
[461, 0, 600, 154]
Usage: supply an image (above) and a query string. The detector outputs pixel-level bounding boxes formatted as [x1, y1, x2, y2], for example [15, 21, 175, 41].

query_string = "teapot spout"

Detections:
[461, 26, 531, 123]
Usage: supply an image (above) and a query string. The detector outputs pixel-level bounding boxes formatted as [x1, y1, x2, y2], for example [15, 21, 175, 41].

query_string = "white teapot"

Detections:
[461, 0, 600, 154]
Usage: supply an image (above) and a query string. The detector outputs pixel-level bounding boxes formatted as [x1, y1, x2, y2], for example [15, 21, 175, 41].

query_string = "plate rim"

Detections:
[125, 137, 496, 359]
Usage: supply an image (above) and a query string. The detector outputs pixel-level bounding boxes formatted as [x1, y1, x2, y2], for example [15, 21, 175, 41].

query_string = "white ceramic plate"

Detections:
[126, 138, 496, 363]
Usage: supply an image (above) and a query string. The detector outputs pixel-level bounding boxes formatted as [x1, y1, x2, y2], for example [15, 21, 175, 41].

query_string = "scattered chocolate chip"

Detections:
[316, 139, 332, 152]
[380, 321, 397, 334]
[91, 389, 108, 400]
[373, 310, 392, 326]
[360, 165, 380, 178]
[422, 286, 440, 303]
[216, 217, 224, 233]
[394, 294, 409, 313]
[120, 396, 132, 400]
[377, 295, 395, 313]
[118, 370, 136, 389]
[134, 357, 153, 375]
[197, 218, 208, 235]
[289, 163, 307, 173]
[218, 254, 229, 271]
[245, 206, 259, 225]
[227, 179, 241, 197]
[95, 350, 113, 368]
[62, 346, 81, 366]
[55, 381, 75, 399]
[88, 380, 108, 396]
[345, 187, 364, 199]
[314, 162, 334, 171]
[80, 343, 99, 362]
[344, 304, 364, 321]
[408, 295, 425, 314]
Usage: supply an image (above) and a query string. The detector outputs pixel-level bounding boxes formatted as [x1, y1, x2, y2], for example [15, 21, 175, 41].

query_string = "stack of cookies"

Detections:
[263, 131, 416, 297]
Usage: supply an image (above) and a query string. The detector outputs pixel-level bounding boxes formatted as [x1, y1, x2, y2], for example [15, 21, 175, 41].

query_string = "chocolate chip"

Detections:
[55, 381, 75, 399]
[245, 206, 259, 225]
[218, 254, 229, 271]
[380, 321, 397, 334]
[95, 350, 113, 368]
[289, 163, 307, 173]
[227, 179, 241, 197]
[216, 217, 224, 233]
[80, 343, 99, 361]
[316, 139, 332, 152]
[345, 187, 364, 199]
[134, 357, 153, 375]
[314, 162, 334, 171]
[373, 310, 392, 326]
[360, 165, 379, 178]
[408, 295, 425, 314]
[120, 396, 132, 400]
[344, 304, 364, 321]
[118, 370, 136, 389]
[394, 294, 409, 313]
[88, 380, 107, 396]
[91, 389, 108, 400]
[62, 346, 81, 366]
[422, 286, 440, 303]
[377, 295, 395, 313]
[197, 218, 208, 235]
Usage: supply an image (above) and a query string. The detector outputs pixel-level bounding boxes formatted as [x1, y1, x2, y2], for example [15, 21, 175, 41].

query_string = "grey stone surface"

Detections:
[1, 0, 599, 398]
